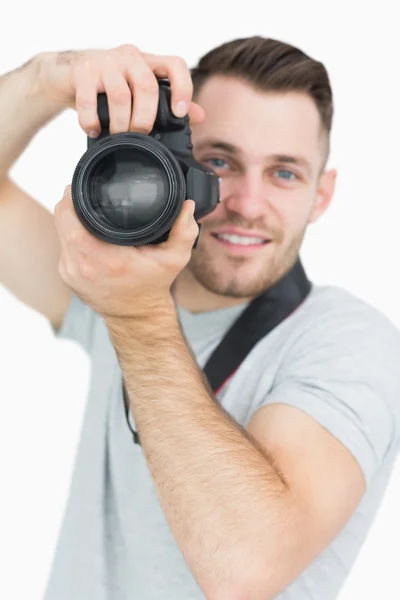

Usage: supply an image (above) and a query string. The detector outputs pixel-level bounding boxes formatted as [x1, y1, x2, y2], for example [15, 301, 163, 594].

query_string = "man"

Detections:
[0, 36, 399, 600]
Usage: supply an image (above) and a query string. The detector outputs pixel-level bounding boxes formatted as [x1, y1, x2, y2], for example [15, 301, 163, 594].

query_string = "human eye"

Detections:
[205, 157, 230, 170]
[274, 168, 298, 181]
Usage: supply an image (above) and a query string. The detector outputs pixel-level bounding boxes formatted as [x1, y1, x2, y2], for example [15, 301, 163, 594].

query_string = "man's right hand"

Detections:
[37, 45, 205, 139]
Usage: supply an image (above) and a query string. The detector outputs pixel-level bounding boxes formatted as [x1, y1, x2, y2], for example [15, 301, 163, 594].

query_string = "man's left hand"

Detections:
[54, 185, 198, 319]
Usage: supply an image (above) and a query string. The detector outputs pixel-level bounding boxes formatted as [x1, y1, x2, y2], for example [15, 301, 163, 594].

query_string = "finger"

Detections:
[118, 46, 159, 134]
[74, 63, 102, 137]
[56, 185, 94, 247]
[55, 186, 104, 284]
[54, 185, 73, 237]
[126, 66, 160, 134]
[142, 53, 193, 118]
[188, 102, 205, 124]
[101, 69, 134, 134]
[59, 186, 129, 268]
[54, 188, 79, 271]
[165, 200, 198, 252]
[62, 184, 75, 211]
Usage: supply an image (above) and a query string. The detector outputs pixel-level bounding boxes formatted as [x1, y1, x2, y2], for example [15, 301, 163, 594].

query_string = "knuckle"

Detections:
[142, 51, 155, 62]
[172, 252, 189, 271]
[169, 55, 187, 70]
[116, 43, 139, 56]
[79, 259, 95, 281]
[78, 117, 99, 133]
[68, 229, 82, 245]
[129, 117, 152, 133]
[185, 231, 197, 246]
[76, 94, 96, 110]
[108, 85, 131, 104]
[135, 72, 158, 95]
[183, 224, 198, 245]
[62, 259, 75, 281]
[54, 200, 62, 217]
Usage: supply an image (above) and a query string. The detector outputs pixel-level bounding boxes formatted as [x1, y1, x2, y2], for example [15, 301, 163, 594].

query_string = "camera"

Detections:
[70, 80, 220, 246]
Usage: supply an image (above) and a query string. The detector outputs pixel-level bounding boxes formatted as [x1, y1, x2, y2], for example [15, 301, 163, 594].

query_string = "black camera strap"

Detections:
[123, 257, 312, 444]
[203, 257, 312, 394]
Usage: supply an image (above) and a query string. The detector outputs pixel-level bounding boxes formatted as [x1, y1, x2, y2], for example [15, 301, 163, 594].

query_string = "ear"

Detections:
[308, 169, 337, 224]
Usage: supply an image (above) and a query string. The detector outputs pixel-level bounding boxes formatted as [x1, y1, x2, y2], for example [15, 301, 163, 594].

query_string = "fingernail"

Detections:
[88, 130, 99, 138]
[174, 101, 188, 117]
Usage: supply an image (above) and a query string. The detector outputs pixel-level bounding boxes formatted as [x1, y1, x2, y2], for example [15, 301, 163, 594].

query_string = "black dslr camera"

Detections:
[70, 80, 220, 246]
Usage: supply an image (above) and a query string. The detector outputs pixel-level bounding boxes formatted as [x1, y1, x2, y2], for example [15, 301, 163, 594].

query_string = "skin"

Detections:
[53, 58, 366, 600]
[56, 76, 337, 318]
[173, 74, 337, 312]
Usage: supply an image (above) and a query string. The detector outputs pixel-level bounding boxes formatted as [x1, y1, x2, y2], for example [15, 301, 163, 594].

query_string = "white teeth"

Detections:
[216, 233, 266, 245]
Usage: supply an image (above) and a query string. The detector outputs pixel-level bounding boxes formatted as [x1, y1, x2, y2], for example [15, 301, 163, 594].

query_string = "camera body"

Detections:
[71, 80, 220, 246]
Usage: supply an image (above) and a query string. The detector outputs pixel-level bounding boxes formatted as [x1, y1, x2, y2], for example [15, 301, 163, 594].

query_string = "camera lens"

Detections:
[72, 133, 186, 246]
[90, 149, 169, 229]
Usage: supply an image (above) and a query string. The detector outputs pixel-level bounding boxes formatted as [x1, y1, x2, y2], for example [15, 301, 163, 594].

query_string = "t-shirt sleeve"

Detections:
[52, 293, 97, 355]
[259, 303, 400, 487]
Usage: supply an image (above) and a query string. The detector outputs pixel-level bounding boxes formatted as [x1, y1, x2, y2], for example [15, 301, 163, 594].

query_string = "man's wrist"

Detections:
[105, 294, 179, 342]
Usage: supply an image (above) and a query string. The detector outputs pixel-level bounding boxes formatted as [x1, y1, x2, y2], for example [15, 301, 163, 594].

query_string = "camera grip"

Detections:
[96, 80, 185, 134]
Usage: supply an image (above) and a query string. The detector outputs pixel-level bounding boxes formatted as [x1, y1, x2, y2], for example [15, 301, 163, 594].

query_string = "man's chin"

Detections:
[187, 242, 303, 300]
[187, 261, 277, 300]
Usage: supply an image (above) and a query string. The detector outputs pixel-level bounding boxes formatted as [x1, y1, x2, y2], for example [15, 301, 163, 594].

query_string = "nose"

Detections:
[221, 169, 268, 220]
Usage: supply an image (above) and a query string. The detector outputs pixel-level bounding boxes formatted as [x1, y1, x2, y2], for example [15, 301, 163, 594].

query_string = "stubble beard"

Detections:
[187, 228, 306, 300]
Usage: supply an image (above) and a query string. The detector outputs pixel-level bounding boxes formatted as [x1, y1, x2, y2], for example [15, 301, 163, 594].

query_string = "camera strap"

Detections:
[203, 257, 312, 394]
[123, 257, 312, 444]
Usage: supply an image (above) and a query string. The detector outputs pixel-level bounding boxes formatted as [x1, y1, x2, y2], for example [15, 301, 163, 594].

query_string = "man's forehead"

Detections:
[195, 77, 321, 130]
[196, 75, 315, 111]
[192, 79, 326, 171]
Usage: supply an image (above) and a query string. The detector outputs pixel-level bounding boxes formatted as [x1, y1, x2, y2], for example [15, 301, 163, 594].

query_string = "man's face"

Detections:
[186, 75, 336, 300]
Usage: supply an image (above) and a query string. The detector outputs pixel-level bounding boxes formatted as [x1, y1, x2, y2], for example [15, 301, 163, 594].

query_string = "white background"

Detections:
[0, 1, 399, 598]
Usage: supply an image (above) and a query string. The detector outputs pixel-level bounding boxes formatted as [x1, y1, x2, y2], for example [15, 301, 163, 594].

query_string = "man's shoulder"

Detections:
[268, 282, 400, 416]
[271, 282, 400, 374]
[300, 283, 400, 338]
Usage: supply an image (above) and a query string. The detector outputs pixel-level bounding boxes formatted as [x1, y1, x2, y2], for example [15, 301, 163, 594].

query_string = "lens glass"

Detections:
[88, 148, 169, 230]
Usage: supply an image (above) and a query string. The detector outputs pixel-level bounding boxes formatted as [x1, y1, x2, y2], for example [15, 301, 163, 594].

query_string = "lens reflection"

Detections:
[89, 149, 169, 230]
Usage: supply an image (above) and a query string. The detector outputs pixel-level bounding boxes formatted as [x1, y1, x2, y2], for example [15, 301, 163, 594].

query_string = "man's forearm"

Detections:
[106, 308, 302, 600]
[0, 53, 63, 181]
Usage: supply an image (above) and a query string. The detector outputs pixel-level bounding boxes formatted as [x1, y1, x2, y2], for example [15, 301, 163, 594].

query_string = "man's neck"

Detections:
[172, 269, 252, 314]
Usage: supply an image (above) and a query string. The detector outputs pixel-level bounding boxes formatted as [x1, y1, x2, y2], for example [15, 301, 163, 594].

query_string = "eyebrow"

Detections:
[195, 139, 313, 175]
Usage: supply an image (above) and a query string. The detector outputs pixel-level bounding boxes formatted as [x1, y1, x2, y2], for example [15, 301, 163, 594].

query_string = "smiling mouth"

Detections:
[211, 233, 271, 247]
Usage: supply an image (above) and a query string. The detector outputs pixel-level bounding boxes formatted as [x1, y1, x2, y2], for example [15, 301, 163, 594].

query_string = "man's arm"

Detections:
[106, 310, 366, 600]
[0, 55, 63, 183]
[0, 57, 73, 329]
[0, 177, 73, 329]
[0, 47, 204, 331]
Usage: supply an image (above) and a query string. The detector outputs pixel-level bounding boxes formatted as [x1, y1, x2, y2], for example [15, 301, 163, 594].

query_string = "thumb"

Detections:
[167, 200, 198, 249]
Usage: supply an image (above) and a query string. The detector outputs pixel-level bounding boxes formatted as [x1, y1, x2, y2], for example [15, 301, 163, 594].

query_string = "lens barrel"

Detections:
[71, 133, 186, 246]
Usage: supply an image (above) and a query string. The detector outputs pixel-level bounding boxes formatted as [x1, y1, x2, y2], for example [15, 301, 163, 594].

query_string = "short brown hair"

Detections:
[191, 36, 333, 146]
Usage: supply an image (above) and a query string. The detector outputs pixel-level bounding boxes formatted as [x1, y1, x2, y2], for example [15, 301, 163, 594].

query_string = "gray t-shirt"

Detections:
[44, 283, 400, 600]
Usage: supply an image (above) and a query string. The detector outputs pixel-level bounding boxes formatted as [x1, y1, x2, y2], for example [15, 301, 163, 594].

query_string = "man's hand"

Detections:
[37, 44, 205, 136]
[53, 185, 198, 319]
